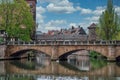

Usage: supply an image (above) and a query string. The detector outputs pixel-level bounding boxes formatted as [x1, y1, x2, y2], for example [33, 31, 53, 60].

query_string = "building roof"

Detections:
[78, 27, 86, 35]
[88, 23, 96, 29]
[26, 0, 37, 3]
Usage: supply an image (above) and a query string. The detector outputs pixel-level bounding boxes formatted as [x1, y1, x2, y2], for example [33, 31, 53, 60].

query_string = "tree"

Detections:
[98, 0, 120, 40]
[0, 0, 34, 41]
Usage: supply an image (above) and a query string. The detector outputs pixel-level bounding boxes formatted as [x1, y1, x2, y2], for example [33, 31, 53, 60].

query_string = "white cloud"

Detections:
[69, 23, 77, 28]
[36, 6, 46, 14]
[85, 16, 99, 22]
[36, 6, 45, 23]
[45, 20, 67, 30]
[36, 14, 44, 23]
[77, 7, 92, 14]
[37, 20, 67, 32]
[36, 1, 120, 33]
[81, 8, 92, 14]
[82, 6, 105, 28]
[36, 6, 46, 31]
[115, 6, 120, 16]
[46, 0, 76, 14]
[76, 6, 105, 15]
[93, 6, 105, 15]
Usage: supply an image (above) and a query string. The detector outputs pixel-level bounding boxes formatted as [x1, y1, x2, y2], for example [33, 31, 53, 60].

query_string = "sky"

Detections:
[36, 0, 120, 32]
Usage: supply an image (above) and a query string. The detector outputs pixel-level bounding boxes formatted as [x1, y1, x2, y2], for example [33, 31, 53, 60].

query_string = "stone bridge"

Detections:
[5, 40, 120, 61]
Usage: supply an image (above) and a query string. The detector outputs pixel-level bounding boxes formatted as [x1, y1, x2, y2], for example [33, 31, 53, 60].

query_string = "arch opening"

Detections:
[116, 56, 120, 62]
[9, 49, 51, 70]
[59, 49, 107, 72]
[59, 49, 107, 61]
[10, 49, 51, 60]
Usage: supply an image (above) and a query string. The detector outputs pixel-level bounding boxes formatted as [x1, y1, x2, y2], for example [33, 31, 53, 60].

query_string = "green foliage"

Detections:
[89, 51, 107, 70]
[97, 0, 120, 40]
[90, 59, 107, 70]
[89, 51, 107, 60]
[0, 0, 34, 41]
[89, 51, 100, 58]
[11, 60, 36, 70]
[0, 37, 4, 43]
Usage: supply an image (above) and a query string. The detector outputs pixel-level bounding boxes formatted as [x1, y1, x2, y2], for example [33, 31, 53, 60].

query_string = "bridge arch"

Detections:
[57, 45, 108, 60]
[6, 45, 117, 60]
[58, 49, 106, 60]
[59, 49, 87, 60]
[5, 45, 53, 59]
[10, 49, 51, 57]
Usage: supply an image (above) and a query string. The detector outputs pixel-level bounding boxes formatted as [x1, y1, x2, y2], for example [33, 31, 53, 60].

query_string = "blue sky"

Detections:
[36, 0, 120, 32]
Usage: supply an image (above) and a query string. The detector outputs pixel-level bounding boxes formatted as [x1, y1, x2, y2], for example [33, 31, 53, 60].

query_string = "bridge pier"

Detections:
[51, 46, 59, 61]
[107, 46, 116, 61]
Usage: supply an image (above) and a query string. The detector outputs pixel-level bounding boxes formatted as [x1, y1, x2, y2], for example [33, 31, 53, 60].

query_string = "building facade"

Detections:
[36, 23, 97, 41]
[26, 0, 37, 21]
[88, 23, 97, 41]
[26, 0, 37, 40]
[36, 26, 88, 41]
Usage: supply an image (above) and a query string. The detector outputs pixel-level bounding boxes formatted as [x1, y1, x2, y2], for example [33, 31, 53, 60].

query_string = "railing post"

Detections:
[115, 40, 116, 45]
[63, 41, 65, 45]
[75, 41, 77, 45]
[87, 41, 89, 45]
[23, 41, 25, 45]
[94, 41, 95, 45]
[34, 41, 35, 45]
[12, 41, 15, 45]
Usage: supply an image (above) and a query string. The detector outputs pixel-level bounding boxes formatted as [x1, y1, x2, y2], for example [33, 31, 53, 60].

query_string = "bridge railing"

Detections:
[6, 40, 120, 45]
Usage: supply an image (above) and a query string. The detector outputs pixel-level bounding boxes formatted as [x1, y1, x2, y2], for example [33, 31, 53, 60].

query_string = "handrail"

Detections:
[6, 40, 120, 46]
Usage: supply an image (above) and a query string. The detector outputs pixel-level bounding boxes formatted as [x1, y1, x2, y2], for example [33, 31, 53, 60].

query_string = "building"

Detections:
[36, 26, 88, 41]
[26, 0, 37, 40]
[26, 0, 37, 21]
[36, 23, 97, 41]
[88, 23, 97, 41]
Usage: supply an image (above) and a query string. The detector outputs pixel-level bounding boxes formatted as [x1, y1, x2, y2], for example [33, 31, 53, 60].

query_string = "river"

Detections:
[0, 51, 120, 80]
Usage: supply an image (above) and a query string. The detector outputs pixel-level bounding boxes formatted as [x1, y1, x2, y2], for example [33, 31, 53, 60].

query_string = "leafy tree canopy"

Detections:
[97, 0, 120, 40]
[0, 0, 34, 41]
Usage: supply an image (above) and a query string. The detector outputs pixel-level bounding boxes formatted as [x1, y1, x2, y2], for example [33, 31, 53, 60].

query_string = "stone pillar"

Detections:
[51, 45, 58, 60]
[0, 45, 6, 59]
[107, 46, 116, 61]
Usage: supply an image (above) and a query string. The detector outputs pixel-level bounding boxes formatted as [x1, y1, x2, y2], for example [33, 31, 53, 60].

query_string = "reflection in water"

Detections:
[35, 53, 50, 68]
[1, 50, 120, 80]
[66, 50, 108, 71]
[67, 55, 90, 71]
[0, 75, 88, 80]
[10, 53, 51, 70]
